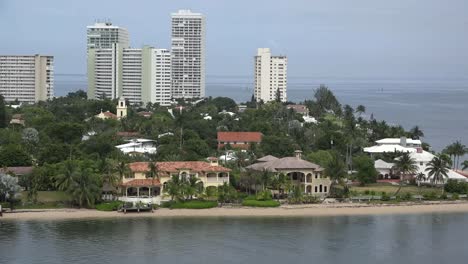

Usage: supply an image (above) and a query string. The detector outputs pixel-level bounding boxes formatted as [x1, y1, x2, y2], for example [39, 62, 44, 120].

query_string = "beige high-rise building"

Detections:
[254, 48, 287, 102]
[87, 22, 129, 51]
[171, 10, 206, 99]
[0, 55, 54, 104]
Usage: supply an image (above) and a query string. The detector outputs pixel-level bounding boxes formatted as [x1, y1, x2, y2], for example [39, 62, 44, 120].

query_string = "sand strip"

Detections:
[3, 202, 468, 220]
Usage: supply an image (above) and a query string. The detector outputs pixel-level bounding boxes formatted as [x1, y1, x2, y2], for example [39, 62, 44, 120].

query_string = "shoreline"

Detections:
[3, 201, 468, 220]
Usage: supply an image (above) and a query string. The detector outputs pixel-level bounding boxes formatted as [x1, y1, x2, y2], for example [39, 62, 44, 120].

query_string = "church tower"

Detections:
[116, 98, 127, 119]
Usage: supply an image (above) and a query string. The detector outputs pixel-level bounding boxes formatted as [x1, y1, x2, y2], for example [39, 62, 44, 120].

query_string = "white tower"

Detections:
[254, 48, 288, 103]
[171, 10, 206, 99]
[116, 98, 127, 119]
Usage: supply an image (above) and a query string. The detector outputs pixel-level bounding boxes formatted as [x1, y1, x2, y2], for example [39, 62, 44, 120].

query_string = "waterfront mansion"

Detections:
[117, 158, 230, 205]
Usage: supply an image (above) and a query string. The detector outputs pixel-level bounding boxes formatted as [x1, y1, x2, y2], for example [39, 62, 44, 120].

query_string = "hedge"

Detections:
[242, 200, 280, 207]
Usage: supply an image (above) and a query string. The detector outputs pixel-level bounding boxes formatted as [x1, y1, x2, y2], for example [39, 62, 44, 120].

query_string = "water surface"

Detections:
[1, 213, 468, 264]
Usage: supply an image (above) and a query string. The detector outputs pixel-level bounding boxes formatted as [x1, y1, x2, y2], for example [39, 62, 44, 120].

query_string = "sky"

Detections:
[1, 0, 468, 79]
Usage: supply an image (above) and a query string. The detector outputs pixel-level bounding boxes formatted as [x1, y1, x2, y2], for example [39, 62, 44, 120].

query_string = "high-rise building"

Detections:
[254, 48, 287, 103]
[0, 55, 54, 104]
[87, 44, 172, 106]
[171, 10, 205, 99]
[86, 22, 129, 51]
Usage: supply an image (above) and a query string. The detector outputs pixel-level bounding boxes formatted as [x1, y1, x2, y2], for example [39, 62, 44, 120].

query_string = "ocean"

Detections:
[2, 214, 468, 264]
[55, 74, 468, 153]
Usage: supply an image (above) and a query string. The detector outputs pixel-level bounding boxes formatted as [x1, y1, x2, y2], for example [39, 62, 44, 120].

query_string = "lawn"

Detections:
[20, 191, 72, 203]
[350, 183, 443, 196]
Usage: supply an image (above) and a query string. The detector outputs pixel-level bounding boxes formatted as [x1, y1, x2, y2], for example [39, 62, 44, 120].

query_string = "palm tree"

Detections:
[393, 153, 418, 195]
[55, 160, 78, 191]
[462, 160, 468, 171]
[260, 169, 272, 191]
[409, 126, 424, 139]
[325, 152, 347, 184]
[355, 105, 366, 117]
[452, 141, 466, 170]
[186, 175, 203, 200]
[115, 161, 131, 180]
[69, 168, 101, 208]
[146, 162, 160, 181]
[415, 172, 426, 196]
[426, 156, 450, 192]
[100, 159, 120, 188]
[164, 175, 183, 201]
[271, 173, 287, 201]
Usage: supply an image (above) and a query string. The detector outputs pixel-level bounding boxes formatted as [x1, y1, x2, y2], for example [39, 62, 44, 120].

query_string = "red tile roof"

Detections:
[103, 111, 117, 118]
[129, 161, 231, 173]
[455, 170, 468, 178]
[0, 166, 34, 175]
[217, 132, 262, 143]
[121, 179, 161, 187]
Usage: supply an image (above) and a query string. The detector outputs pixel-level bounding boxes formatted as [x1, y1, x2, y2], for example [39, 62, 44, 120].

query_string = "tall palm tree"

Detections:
[415, 172, 426, 195]
[409, 126, 424, 139]
[271, 173, 287, 201]
[100, 159, 120, 188]
[393, 153, 418, 195]
[426, 156, 450, 192]
[146, 162, 160, 181]
[69, 168, 101, 208]
[55, 160, 78, 191]
[452, 141, 466, 170]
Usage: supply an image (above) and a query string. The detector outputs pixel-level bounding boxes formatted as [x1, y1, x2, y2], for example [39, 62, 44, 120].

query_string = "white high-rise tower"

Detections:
[254, 48, 287, 103]
[171, 10, 206, 99]
[86, 21, 129, 51]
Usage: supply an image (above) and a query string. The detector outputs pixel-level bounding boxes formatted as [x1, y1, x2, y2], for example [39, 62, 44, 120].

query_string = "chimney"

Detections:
[416, 147, 423, 153]
[294, 150, 303, 159]
[400, 137, 407, 147]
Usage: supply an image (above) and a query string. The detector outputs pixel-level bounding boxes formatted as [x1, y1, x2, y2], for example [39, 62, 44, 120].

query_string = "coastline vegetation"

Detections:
[0, 87, 467, 211]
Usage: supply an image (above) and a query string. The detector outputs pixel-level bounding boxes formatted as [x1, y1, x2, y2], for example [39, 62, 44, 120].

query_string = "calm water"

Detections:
[55, 74, 468, 152]
[1, 214, 468, 264]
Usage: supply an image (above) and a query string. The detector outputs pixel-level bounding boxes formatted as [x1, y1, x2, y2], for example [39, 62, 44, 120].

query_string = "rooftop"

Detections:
[129, 161, 231, 173]
[247, 156, 322, 172]
[217, 132, 263, 143]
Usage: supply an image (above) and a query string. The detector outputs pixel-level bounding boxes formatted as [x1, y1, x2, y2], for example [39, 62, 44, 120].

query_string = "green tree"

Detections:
[462, 160, 468, 171]
[355, 105, 366, 117]
[353, 155, 378, 186]
[409, 126, 424, 139]
[426, 155, 450, 190]
[0, 95, 7, 128]
[68, 167, 101, 208]
[186, 175, 204, 200]
[0, 145, 32, 167]
[393, 153, 418, 195]
[55, 160, 78, 191]
[271, 173, 287, 201]
[306, 150, 333, 167]
[415, 172, 427, 195]
[325, 151, 347, 184]
[0, 173, 22, 209]
[164, 175, 183, 201]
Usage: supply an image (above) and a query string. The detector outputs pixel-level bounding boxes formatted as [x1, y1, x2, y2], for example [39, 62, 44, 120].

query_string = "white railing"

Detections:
[119, 196, 162, 205]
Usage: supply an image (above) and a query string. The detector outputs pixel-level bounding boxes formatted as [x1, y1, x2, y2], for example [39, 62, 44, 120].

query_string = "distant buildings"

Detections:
[171, 10, 206, 99]
[87, 45, 172, 106]
[86, 22, 129, 51]
[217, 131, 263, 149]
[0, 55, 54, 104]
[254, 48, 287, 103]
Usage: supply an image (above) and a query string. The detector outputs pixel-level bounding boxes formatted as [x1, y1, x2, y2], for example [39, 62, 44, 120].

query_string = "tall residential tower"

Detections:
[0, 55, 54, 104]
[254, 48, 287, 102]
[86, 22, 129, 51]
[171, 10, 206, 99]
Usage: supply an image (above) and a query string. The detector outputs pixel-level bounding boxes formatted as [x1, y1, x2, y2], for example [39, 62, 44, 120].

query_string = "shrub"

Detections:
[381, 192, 390, 201]
[402, 192, 412, 201]
[242, 200, 280, 207]
[439, 193, 448, 200]
[423, 191, 438, 201]
[205, 186, 218, 197]
[169, 200, 218, 209]
[329, 185, 349, 198]
[256, 190, 272, 201]
[444, 180, 468, 194]
[161, 201, 176, 208]
[451, 193, 460, 200]
[95, 201, 123, 211]
[364, 190, 370, 195]
[302, 196, 320, 204]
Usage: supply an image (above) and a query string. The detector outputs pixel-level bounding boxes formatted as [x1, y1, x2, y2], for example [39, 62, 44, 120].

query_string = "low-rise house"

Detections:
[95, 110, 118, 120]
[364, 137, 420, 154]
[407, 150, 466, 183]
[9, 114, 25, 126]
[119, 158, 230, 204]
[115, 139, 157, 155]
[287, 104, 309, 116]
[375, 159, 395, 179]
[246, 151, 331, 196]
[217, 131, 263, 150]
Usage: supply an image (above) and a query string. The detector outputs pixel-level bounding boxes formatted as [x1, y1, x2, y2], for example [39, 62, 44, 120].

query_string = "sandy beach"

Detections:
[3, 201, 468, 220]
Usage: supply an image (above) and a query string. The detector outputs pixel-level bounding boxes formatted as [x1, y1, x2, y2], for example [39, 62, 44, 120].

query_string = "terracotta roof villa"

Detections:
[114, 159, 230, 205]
[247, 151, 331, 196]
[217, 131, 263, 149]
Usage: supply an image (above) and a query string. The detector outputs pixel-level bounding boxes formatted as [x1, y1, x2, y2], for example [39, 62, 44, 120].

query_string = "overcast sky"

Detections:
[1, 0, 467, 79]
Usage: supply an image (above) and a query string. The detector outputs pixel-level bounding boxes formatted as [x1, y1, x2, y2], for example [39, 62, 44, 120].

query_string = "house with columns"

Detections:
[246, 151, 332, 196]
[118, 158, 230, 205]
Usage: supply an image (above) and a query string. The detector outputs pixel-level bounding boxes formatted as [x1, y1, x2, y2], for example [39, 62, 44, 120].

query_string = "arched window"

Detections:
[314, 186, 318, 192]
[319, 184, 323, 193]
[324, 186, 327, 193]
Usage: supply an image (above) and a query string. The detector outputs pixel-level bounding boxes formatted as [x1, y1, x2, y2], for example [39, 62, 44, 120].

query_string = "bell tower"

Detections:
[116, 98, 127, 119]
